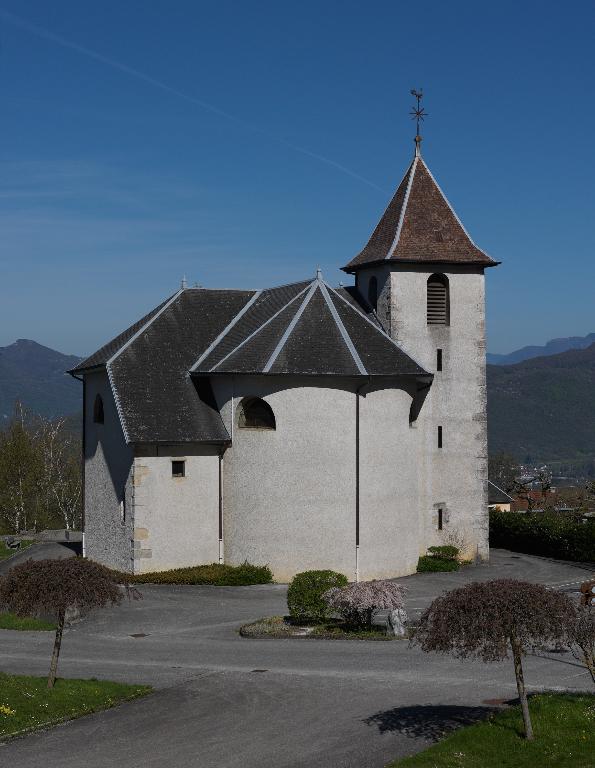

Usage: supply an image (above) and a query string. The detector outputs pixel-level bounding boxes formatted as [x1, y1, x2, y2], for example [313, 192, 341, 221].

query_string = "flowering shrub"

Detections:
[287, 570, 348, 621]
[323, 580, 406, 628]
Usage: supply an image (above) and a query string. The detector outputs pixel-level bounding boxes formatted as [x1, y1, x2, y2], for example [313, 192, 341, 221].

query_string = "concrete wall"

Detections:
[84, 371, 134, 571]
[132, 445, 220, 573]
[378, 264, 489, 561]
[212, 375, 422, 582]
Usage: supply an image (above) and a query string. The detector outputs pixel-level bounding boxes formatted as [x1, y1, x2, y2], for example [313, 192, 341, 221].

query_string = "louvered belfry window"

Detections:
[427, 274, 449, 325]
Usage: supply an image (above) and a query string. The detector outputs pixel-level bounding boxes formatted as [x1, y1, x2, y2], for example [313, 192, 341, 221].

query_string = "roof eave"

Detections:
[341, 256, 500, 273]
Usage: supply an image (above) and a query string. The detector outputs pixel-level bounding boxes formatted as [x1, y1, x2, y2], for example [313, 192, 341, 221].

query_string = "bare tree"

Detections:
[36, 416, 81, 530]
[511, 469, 552, 511]
[0, 558, 138, 687]
[412, 579, 574, 740]
[0, 402, 40, 532]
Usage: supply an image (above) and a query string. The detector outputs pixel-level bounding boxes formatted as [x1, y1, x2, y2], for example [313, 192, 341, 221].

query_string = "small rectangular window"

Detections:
[438, 426, 443, 449]
[172, 460, 185, 478]
[436, 348, 442, 371]
[437, 508, 443, 530]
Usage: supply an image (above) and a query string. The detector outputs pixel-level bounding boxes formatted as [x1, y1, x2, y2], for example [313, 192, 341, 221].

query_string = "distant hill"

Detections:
[487, 343, 595, 462]
[487, 332, 595, 365]
[0, 339, 82, 422]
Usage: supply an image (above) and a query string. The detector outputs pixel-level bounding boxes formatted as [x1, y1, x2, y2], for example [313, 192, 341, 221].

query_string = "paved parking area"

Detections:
[1, 550, 593, 767]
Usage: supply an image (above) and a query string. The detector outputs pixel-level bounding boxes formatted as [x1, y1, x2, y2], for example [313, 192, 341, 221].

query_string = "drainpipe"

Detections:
[218, 450, 224, 564]
[355, 378, 371, 582]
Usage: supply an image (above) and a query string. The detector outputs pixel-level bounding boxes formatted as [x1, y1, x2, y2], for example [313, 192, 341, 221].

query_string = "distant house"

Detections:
[488, 481, 514, 512]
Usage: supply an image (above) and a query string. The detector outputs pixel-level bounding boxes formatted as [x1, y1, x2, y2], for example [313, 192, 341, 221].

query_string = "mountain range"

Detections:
[0, 339, 82, 422]
[487, 332, 595, 365]
[1, 336, 594, 464]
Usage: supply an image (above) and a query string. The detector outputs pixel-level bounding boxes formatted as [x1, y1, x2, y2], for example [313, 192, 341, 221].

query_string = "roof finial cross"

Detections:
[410, 88, 427, 156]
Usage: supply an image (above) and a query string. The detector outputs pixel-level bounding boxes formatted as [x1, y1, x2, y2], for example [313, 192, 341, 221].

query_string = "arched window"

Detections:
[367, 276, 378, 311]
[427, 274, 449, 325]
[93, 394, 105, 424]
[237, 397, 276, 430]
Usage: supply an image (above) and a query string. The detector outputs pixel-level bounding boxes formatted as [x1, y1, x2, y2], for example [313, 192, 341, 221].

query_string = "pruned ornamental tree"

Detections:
[0, 558, 137, 688]
[412, 579, 574, 740]
[569, 604, 595, 684]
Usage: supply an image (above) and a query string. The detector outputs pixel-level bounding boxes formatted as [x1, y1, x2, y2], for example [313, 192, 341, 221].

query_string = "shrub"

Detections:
[489, 510, 595, 562]
[112, 562, 272, 586]
[287, 570, 348, 621]
[323, 580, 406, 628]
[427, 545, 459, 560]
[417, 556, 460, 572]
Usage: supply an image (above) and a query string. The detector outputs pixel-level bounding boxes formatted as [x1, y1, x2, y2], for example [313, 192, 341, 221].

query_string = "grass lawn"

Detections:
[388, 693, 595, 768]
[0, 613, 56, 630]
[0, 540, 34, 560]
[0, 673, 151, 741]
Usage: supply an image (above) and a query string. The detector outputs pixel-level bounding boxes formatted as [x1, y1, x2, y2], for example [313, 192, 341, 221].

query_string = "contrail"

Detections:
[0, 9, 387, 193]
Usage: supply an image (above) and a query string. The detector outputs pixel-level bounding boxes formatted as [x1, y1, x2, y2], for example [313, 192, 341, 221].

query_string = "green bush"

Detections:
[417, 556, 460, 573]
[489, 510, 595, 562]
[113, 561, 272, 586]
[427, 545, 459, 561]
[287, 570, 348, 621]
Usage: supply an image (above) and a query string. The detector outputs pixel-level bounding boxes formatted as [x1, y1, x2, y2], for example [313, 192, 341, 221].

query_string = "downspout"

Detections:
[218, 450, 224, 564]
[355, 377, 371, 582]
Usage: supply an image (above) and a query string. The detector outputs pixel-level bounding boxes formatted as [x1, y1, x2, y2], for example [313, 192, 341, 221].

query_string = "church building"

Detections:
[70, 138, 498, 582]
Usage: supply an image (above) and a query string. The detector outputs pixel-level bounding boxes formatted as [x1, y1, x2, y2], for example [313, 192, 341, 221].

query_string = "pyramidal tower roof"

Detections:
[342, 153, 498, 272]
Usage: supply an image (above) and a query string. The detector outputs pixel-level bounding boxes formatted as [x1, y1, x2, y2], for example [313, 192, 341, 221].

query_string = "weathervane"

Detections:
[410, 88, 428, 156]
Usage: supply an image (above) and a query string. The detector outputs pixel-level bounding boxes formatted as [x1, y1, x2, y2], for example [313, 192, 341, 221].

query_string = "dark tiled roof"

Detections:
[193, 276, 428, 378]
[109, 289, 254, 443]
[488, 481, 514, 505]
[343, 156, 498, 271]
[70, 296, 174, 372]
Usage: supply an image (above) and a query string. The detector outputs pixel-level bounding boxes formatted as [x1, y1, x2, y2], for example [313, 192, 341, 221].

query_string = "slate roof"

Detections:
[343, 155, 498, 272]
[192, 275, 427, 377]
[72, 277, 429, 444]
[488, 480, 514, 505]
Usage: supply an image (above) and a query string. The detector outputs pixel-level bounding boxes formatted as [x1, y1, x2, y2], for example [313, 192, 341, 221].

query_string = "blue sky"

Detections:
[0, 1, 593, 355]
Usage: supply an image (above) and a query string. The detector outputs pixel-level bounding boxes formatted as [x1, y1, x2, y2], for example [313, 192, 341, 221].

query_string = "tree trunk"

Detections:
[511, 636, 533, 740]
[47, 610, 65, 689]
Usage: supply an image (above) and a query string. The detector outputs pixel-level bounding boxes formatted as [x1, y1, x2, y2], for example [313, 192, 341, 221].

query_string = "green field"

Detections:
[388, 694, 594, 767]
[0, 613, 55, 630]
[0, 673, 151, 740]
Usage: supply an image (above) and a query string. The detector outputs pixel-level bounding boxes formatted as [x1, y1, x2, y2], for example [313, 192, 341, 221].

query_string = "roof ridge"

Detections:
[385, 156, 418, 260]
[190, 290, 261, 371]
[326, 284, 429, 373]
[208, 282, 314, 372]
[319, 281, 367, 375]
[262, 282, 318, 373]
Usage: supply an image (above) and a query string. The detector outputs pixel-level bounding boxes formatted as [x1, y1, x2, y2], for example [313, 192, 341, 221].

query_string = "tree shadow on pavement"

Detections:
[363, 704, 495, 741]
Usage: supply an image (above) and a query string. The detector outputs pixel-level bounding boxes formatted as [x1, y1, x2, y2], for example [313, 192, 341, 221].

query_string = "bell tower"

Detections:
[342, 98, 499, 560]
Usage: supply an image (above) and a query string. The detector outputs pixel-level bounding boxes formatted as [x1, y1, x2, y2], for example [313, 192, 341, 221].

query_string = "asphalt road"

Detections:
[1, 550, 593, 768]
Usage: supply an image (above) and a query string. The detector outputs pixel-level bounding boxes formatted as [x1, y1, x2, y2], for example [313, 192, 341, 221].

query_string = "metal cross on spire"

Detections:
[410, 88, 428, 156]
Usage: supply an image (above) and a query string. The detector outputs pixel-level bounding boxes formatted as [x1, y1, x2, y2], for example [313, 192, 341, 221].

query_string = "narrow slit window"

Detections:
[427, 274, 449, 325]
[438, 426, 443, 448]
[93, 394, 104, 424]
[437, 508, 443, 530]
[436, 348, 443, 371]
[119, 498, 126, 525]
[172, 460, 186, 478]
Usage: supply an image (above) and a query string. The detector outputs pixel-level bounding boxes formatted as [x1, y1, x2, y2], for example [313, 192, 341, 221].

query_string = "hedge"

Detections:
[287, 570, 348, 621]
[489, 510, 595, 563]
[417, 556, 460, 573]
[113, 562, 273, 586]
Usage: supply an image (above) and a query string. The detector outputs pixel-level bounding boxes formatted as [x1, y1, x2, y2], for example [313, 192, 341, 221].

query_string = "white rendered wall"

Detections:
[132, 445, 220, 573]
[382, 264, 489, 560]
[84, 371, 134, 571]
[212, 375, 420, 582]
